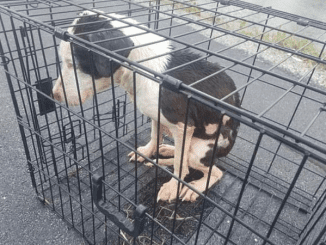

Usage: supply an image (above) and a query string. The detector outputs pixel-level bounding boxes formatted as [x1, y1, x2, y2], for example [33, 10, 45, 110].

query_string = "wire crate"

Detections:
[1, 0, 326, 244]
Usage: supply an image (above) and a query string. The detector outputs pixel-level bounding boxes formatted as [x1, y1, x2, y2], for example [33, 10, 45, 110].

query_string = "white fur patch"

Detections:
[218, 135, 230, 149]
[205, 123, 218, 135]
[103, 13, 172, 121]
[222, 115, 231, 125]
[188, 137, 214, 164]
[188, 134, 230, 167]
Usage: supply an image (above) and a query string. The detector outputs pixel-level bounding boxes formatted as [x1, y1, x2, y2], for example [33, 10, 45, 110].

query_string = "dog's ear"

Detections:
[88, 29, 134, 77]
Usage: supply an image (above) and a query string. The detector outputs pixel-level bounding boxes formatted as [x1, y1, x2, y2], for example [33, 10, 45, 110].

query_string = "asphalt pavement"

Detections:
[0, 69, 86, 244]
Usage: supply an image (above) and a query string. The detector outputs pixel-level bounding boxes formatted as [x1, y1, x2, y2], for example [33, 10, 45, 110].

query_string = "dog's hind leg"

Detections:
[128, 120, 163, 162]
[179, 164, 223, 202]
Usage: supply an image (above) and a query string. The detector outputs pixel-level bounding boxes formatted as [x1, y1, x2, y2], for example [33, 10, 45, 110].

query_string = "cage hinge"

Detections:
[92, 174, 148, 238]
[54, 27, 69, 41]
[162, 75, 183, 93]
[297, 18, 309, 26]
[219, 0, 230, 5]
[0, 55, 10, 66]
[29, 2, 39, 8]
[26, 163, 35, 173]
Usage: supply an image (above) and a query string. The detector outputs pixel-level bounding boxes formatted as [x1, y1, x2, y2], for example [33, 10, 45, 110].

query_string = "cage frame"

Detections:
[0, 0, 326, 244]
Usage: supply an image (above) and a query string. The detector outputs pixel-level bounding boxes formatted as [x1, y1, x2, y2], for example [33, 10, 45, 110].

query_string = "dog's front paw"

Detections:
[179, 182, 200, 202]
[157, 179, 180, 203]
[128, 144, 156, 163]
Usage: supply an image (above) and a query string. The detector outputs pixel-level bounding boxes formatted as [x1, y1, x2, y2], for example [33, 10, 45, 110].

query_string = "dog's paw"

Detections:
[179, 182, 200, 202]
[157, 179, 180, 203]
[158, 144, 175, 158]
[144, 161, 154, 167]
[128, 144, 156, 163]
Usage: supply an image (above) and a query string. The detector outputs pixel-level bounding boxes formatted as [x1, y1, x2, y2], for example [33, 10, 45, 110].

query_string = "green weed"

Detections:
[159, 1, 326, 70]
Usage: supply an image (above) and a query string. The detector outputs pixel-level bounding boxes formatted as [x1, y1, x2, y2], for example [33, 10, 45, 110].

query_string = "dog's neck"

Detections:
[119, 72, 158, 103]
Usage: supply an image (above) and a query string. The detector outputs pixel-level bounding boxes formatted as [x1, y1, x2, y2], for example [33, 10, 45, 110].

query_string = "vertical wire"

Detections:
[266, 41, 326, 175]
[128, 0, 132, 17]
[88, 49, 104, 244]
[0, 16, 40, 191]
[223, 131, 265, 245]
[48, 0, 54, 27]
[55, 39, 78, 228]
[154, 0, 161, 30]
[169, 0, 176, 37]
[132, 70, 137, 245]
[0, 40, 38, 193]
[37, 27, 58, 194]
[299, 191, 326, 244]
[123, 93, 127, 136]
[313, 187, 326, 213]
[22, 23, 39, 81]
[21, 27, 55, 194]
[26, 23, 41, 80]
[0, 14, 31, 129]
[193, 112, 225, 245]
[69, 42, 86, 237]
[26, 25, 64, 216]
[150, 82, 162, 244]
[170, 94, 192, 245]
[132, 71, 138, 207]
[240, 13, 270, 106]
[148, 0, 152, 29]
[25, 0, 30, 16]
[206, 1, 220, 58]
[311, 220, 326, 245]
[52, 33, 75, 225]
[17, 18, 55, 206]
[12, 16, 49, 189]
[262, 153, 310, 245]
[109, 58, 121, 244]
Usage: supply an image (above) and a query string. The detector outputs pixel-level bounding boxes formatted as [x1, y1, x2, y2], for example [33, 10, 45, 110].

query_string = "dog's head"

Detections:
[52, 11, 134, 106]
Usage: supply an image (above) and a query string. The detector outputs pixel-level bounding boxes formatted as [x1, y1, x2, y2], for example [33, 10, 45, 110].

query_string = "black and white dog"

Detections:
[53, 11, 240, 202]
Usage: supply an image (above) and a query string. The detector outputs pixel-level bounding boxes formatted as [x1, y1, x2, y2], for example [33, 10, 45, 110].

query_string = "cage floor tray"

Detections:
[39, 128, 311, 244]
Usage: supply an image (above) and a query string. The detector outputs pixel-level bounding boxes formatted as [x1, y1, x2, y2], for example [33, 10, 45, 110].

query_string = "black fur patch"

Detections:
[72, 15, 134, 78]
[200, 143, 215, 167]
[161, 49, 240, 139]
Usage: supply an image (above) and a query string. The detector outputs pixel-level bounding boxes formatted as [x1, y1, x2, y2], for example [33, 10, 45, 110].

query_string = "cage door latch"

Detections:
[92, 174, 148, 238]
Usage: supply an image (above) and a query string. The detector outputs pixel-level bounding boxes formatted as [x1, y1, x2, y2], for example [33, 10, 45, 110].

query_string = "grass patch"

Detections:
[157, 0, 326, 72]
[237, 22, 326, 68]
[183, 1, 201, 17]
